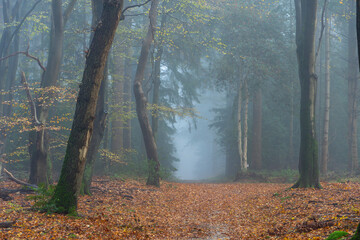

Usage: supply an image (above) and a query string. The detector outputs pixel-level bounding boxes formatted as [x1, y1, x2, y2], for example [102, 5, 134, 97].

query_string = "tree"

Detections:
[237, 80, 243, 172]
[110, 49, 124, 156]
[321, 6, 331, 175]
[50, 0, 123, 214]
[357, 0, 360, 70]
[133, 0, 161, 187]
[352, 1, 360, 237]
[151, 10, 166, 139]
[82, 0, 109, 195]
[292, 0, 321, 189]
[0, 0, 23, 168]
[29, 0, 78, 187]
[251, 88, 262, 170]
[347, 0, 358, 174]
[122, 46, 133, 150]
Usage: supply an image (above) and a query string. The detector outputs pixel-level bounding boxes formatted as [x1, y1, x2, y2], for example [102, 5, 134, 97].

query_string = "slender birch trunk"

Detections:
[321, 9, 330, 175]
[251, 88, 262, 170]
[237, 82, 243, 172]
[242, 79, 249, 171]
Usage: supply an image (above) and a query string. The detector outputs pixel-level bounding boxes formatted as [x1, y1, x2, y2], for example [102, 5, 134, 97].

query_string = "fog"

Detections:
[174, 90, 225, 180]
[1, 0, 358, 193]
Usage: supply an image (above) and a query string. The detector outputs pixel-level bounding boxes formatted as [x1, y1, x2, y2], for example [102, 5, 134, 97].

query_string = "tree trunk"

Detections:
[353, 0, 360, 236]
[251, 88, 262, 170]
[243, 79, 249, 171]
[50, 0, 123, 214]
[151, 11, 166, 138]
[321, 9, 330, 175]
[0, 0, 22, 165]
[151, 46, 163, 138]
[82, 0, 110, 183]
[237, 82, 243, 172]
[289, 81, 294, 168]
[288, 0, 295, 169]
[292, 0, 321, 189]
[110, 52, 124, 154]
[0, 0, 15, 116]
[357, 0, 360, 70]
[82, 61, 108, 195]
[82, 74, 107, 194]
[133, 0, 160, 187]
[225, 90, 235, 177]
[348, 0, 359, 174]
[29, 0, 78, 187]
[123, 46, 133, 150]
[3, 0, 21, 118]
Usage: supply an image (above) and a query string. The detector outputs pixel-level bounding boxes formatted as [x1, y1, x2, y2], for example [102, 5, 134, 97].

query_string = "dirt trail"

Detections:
[0, 180, 359, 239]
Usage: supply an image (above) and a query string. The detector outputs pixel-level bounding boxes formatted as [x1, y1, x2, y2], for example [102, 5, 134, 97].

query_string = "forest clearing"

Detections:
[2, 0, 360, 239]
[0, 178, 359, 239]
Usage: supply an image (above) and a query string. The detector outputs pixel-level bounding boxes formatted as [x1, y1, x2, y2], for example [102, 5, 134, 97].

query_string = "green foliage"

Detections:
[27, 184, 58, 213]
[325, 231, 349, 240]
[68, 233, 78, 238]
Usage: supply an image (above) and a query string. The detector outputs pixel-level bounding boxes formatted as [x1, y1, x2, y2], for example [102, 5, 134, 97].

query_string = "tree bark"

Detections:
[251, 88, 262, 170]
[348, 0, 359, 174]
[237, 82, 243, 172]
[151, 11, 166, 138]
[357, 0, 360, 70]
[133, 0, 160, 187]
[3, 0, 21, 118]
[151, 45, 163, 138]
[321, 9, 330, 175]
[123, 47, 133, 150]
[0, 0, 22, 171]
[0, 0, 15, 116]
[82, 78, 107, 195]
[123, 51, 132, 150]
[292, 0, 321, 189]
[50, 0, 123, 214]
[288, 0, 295, 169]
[82, 0, 110, 195]
[353, 0, 360, 236]
[243, 79, 249, 171]
[289, 81, 294, 168]
[225, 90, 236, 177]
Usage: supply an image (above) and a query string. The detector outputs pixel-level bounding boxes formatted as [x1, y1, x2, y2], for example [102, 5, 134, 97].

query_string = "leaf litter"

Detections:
[0, 179, 359, 239]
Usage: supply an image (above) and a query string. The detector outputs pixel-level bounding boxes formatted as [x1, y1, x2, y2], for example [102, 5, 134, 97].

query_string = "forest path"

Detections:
[0, 180, 359, 239]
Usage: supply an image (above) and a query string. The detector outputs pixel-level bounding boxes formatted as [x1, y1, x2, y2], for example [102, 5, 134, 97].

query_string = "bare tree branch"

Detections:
[63, 0, 78, 25]
[20, 71, 42, 126]
[0, 45, 46, 72]
[3, 168, 38, 189]
[121, 0, 151, 19]
[124, 12, 146, 18]
[5, 0, 42, 53]
[315, 0, 328, 61]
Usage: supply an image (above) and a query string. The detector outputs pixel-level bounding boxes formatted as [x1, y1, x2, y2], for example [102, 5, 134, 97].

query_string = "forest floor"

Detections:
[0, 178, 359, 239]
